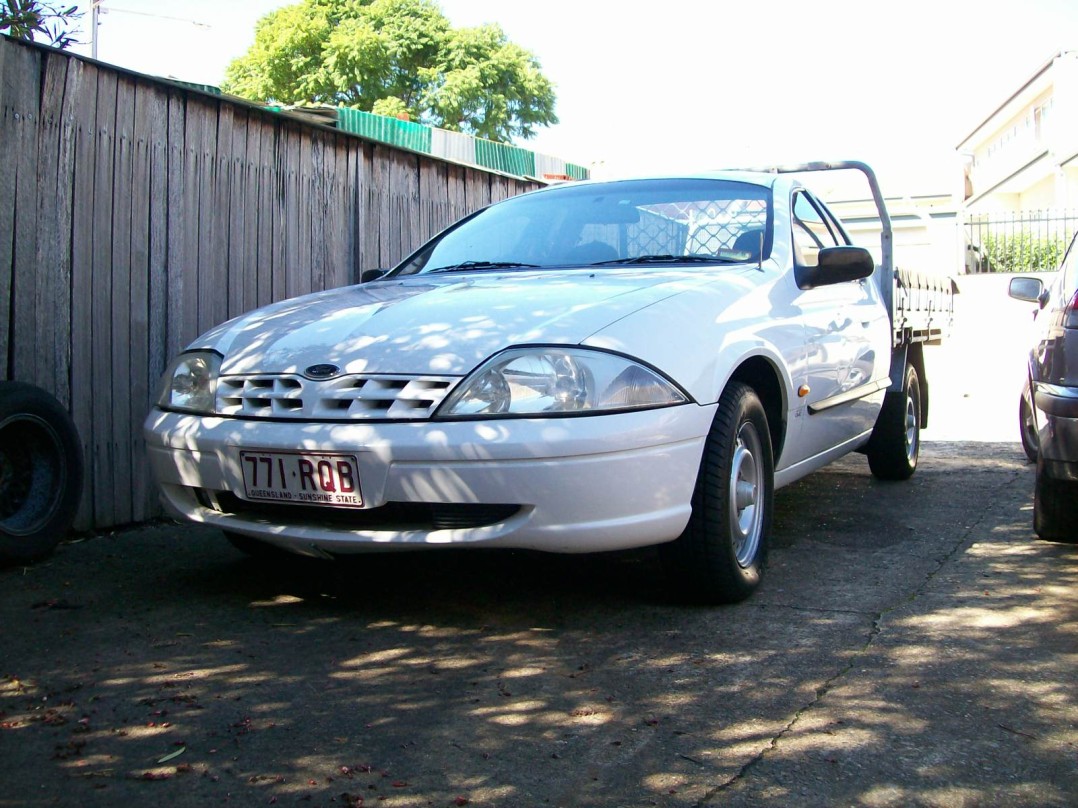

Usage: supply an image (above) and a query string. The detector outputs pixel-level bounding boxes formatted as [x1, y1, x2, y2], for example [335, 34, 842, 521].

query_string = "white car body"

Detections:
[145, 170, 893, 568]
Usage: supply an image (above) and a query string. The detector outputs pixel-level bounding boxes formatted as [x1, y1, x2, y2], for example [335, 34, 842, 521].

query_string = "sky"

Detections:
[66, 0, 1078, 194]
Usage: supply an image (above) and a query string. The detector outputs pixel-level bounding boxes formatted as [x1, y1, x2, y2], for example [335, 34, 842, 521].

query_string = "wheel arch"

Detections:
[727, 356, 787, 463]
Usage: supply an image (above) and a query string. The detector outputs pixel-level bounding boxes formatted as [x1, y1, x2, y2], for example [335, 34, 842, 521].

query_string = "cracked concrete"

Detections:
[1, 442, 1074, 808]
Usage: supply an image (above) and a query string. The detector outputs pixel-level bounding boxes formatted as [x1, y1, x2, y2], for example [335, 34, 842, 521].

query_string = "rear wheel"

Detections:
[1033, 460, 1077, 542]
[867, 363, 920, 481]
[661, 382, 773, 604]
[1019, 382, 1038, 464]
[0, 382, 84, 562]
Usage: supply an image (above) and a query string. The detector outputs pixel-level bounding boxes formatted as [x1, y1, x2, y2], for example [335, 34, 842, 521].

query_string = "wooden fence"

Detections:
[0, 36, 539, 531]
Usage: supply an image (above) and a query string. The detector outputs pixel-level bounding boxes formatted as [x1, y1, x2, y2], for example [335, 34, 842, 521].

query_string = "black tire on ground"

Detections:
[0, 381, 84, 562]
[1019, 382, 1039, 464]
[1033, 459, 1077, 542]
[660, 381, 774, 604]
[224, 530, 293, 559]
[867, 363, 921, 481]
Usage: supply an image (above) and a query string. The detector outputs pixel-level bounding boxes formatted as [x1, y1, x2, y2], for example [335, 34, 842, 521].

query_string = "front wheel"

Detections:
[1019, 381, 1038, 464]
[661, 382, 774, 604]
[867, 363, 921, 481]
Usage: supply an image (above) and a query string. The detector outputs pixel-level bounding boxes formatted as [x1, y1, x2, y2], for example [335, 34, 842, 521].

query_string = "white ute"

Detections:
[145, 160, 953, 603]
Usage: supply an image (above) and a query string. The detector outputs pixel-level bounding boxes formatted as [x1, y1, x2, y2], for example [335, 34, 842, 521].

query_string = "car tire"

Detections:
[661, 381, 773, 604]
[1019, 382, 1039, 464]
[867, 363, 920, 481]
[0, 381, 84, 562]
[1033, 460, 1077, 542]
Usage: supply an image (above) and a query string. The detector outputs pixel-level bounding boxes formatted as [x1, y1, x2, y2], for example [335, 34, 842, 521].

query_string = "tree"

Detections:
[222, 0, 557, 143]
[0, 0, 80, 49]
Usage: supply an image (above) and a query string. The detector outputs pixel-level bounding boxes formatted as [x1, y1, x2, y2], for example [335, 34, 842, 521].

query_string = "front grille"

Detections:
[216, 373, 458, 420]
[211, 492, 520, 531]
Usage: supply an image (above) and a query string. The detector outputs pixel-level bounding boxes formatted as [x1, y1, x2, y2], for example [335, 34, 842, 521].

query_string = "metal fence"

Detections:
[964, 209, 1078, 273]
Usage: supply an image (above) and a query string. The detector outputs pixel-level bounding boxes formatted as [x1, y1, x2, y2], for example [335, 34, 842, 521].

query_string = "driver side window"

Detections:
[792, 192, 840, 267]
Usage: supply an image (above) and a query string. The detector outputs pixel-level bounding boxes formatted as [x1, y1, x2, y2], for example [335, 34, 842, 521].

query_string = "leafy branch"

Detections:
[1, 0, 81, 49]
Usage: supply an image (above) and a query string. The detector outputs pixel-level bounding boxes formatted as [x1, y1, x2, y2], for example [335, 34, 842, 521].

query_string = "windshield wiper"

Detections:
[427, 260, 541, 273]
[591, 254, 739, 266]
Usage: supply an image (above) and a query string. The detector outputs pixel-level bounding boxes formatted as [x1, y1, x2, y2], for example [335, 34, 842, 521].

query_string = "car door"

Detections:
[790, 191, 890, 458]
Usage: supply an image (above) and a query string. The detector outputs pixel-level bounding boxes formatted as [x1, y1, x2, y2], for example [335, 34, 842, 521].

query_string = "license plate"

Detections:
[239, 451, 363, 508]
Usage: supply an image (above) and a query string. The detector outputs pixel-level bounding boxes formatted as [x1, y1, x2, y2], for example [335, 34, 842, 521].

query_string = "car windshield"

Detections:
[393, 178, 773, 276]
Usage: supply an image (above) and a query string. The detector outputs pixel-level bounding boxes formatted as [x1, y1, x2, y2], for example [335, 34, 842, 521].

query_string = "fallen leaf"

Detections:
[157, 746, 186, 764]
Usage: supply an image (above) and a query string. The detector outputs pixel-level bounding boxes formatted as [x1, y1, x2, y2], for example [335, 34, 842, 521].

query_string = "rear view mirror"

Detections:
[796, 246, 874, 290]
[1008, 276, 1048, 308]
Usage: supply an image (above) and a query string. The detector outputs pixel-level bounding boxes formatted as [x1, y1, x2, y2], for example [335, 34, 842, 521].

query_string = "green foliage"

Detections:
[0, 0, 80, 48]
[981, 231, 1067, 273]
[371, 96, 410, 119]
[222, 0, 557, 143]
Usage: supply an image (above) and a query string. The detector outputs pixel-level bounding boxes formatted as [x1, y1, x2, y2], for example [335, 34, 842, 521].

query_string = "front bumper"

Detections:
[144, 405, 715, 554]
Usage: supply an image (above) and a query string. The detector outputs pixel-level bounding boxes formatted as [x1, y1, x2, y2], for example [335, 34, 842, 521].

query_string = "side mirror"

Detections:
[1008, 276, 1048, 308]
[796, 246, 874, 290]
[361, 268, 387, 283]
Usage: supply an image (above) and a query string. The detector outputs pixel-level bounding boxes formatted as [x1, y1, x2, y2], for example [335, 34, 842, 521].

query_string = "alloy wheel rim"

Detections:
[904, 393, 918, 463]
[728, 421, 764, 568]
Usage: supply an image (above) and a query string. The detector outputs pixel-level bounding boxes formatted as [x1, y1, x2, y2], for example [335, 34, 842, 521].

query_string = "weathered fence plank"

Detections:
[256, 119, 276, 308]
[212, 102, 233, 326]
[195, 101, 220, 336]
[147, 84, 169, 396]
[69, 60, 99, 530]
[165, 92, 187, 362]
[53, 54, 81, 408]
[297, 126, 315, 296]
[89, 67, 118, 526]
[373, 148, 392, 268]
[10, 41, 41, 385]
[110, 76, 136, 524]
[0, 37, 539, 532]
[309, 131, 326, 292]
[144, 82, 169, 521]
[240, 111, 261, 314]
[34, 52, 68, 395]
[226, 107, 248, 320]
[128, 80, 155, 522]
[281, 125, 300, 300]
[179, 96, 202, 349]
[0, 39, 14, 380]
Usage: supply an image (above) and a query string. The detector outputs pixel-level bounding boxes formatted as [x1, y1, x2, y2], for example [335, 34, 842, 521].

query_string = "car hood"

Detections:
[190, 269, 726, 376]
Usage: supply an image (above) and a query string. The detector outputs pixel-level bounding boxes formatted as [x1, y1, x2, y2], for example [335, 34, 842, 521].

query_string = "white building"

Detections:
[958, 50, 1078, 213]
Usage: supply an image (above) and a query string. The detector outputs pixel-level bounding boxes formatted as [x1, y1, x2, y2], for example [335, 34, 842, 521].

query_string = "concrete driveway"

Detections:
[1, 275, 1075, 807]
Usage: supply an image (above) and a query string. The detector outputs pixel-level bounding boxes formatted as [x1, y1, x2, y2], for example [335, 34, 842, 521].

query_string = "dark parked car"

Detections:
[1009, 234, 1078, 541]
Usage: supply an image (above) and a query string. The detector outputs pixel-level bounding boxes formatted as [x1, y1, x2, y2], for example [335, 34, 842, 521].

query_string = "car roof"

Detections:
[527, 169, 790, 197]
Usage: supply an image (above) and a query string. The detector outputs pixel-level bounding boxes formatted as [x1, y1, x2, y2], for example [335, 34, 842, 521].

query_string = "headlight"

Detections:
[438, 347, 689, 417]
[157, 351, 222, 414]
